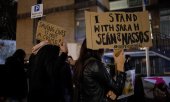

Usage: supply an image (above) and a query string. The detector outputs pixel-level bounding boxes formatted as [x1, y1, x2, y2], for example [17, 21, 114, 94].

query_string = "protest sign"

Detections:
[36, 21, 66, 45]
[119, 69, 135, 99]
[85, 11, 152, 49]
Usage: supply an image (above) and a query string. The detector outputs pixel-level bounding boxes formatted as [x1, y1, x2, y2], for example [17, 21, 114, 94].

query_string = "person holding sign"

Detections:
[124, 55, 132, 71]
[27, 41, 69, 102]
[73, 39, 126, 102]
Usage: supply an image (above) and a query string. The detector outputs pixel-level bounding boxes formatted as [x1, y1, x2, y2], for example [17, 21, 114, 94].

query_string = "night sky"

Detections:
[0, 0, 17, 40]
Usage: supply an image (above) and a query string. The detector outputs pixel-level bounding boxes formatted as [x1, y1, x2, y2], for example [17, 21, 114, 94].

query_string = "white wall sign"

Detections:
[31, 4, 43, 19]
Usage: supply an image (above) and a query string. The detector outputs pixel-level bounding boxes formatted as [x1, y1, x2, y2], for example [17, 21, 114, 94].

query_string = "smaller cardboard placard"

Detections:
[36, 21, 66, 45]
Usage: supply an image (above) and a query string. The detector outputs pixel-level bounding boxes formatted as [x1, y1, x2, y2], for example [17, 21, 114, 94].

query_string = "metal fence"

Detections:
[151, 32, 170, 57]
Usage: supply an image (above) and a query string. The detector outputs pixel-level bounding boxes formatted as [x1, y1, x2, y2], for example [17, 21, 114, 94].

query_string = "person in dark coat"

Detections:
[27, 42, 68, 102]
[5, 49, 27, 102]
[73, 39, 126, 102]
[60, 60, 74, 102]
[124, 55, 132, 71]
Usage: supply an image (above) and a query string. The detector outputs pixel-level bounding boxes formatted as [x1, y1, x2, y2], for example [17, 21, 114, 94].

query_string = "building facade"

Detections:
[16, 0, 109, 57]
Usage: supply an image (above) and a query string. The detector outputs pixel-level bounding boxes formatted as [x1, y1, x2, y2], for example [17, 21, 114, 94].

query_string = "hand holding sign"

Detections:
[32, 40, 49, 54]
[106, 90, 117, 100]
[59, 42, 68, 54]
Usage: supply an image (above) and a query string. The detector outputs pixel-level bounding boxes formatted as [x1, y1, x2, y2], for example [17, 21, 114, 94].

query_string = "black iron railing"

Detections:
[151, 32, 170, 57]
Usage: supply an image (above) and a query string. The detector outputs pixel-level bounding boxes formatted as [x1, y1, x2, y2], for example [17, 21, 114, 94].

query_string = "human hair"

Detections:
[13, 49, 26, 61]
[73, 39, 104, 85]
[33, 44, 60, 76]
[125, 55, 131, 60]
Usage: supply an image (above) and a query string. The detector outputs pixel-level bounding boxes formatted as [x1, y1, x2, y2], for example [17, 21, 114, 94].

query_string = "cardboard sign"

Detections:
[36, 21, 66, 45]
[113, 49, 125, 72]
[85, 11, 152, 49]
[122, 69, 135, 96]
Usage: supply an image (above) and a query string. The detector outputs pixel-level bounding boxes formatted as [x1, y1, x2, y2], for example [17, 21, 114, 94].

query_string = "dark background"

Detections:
[0, 0, 17, 40]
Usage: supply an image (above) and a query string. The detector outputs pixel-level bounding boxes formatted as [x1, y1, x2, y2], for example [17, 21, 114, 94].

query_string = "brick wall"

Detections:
[16, 0, 108, 58]
[17, 0, 75, 57]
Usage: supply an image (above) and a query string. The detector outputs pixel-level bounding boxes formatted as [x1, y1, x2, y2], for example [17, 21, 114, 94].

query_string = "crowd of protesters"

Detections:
[0, 38, 169, 102]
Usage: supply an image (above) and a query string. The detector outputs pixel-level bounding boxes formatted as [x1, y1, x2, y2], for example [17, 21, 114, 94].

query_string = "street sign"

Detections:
[31, 4, 43, 19]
